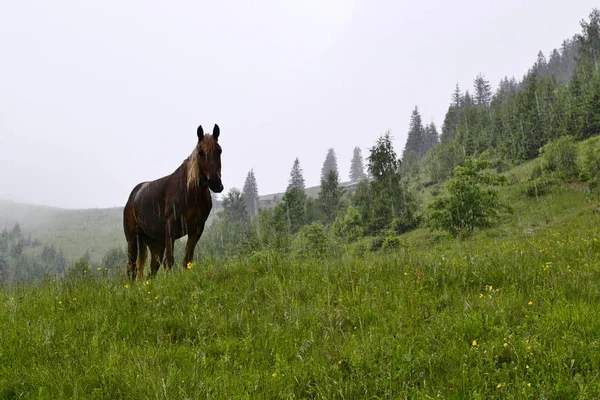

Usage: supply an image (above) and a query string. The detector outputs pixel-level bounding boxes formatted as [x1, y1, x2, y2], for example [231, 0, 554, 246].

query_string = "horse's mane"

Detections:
[185, 135, 216, 191]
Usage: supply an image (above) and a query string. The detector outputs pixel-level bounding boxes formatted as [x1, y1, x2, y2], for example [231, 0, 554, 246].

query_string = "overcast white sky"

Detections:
[1, 0, 597, 209]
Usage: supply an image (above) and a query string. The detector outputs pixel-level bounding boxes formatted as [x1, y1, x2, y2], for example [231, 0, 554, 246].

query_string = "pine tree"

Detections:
[403, 107, 426, 158]
[242, 169, 259, 216]
[423, 122, 440, 155]
[321, 148, 338, 181]
[370, 131, 400, 181]
[473, 74, 492, 107]
[318, 170, 344, 223]
[462, 90, 475, 108]
[576, 8, 600, 68]
[282, 187, 307, 234]
[366, 132, 419, 234]
[221, 188, 249, 225]
[452, 83, 462, 108]
[349, 147, 366, 182]
[288, 158, 305, 190]
[533, 51, 548, 77]
[547, 49, 562, 78]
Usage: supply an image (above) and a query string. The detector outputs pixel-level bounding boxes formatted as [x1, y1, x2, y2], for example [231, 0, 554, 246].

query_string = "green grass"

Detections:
[1, 187, 600, 398]
[2, 137, 600, 398]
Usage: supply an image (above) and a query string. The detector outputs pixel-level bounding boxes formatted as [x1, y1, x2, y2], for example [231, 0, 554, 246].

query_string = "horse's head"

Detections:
[195, 124, 224, 193]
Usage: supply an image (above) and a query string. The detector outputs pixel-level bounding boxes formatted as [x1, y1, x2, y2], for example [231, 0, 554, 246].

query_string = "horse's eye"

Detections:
[199, 151, 205, 157]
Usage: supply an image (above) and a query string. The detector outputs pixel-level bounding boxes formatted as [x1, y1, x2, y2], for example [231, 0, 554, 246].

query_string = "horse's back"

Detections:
[123, 182, 148, 240]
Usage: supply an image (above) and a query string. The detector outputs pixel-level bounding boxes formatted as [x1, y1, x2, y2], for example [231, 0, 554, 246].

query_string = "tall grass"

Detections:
[1, 191, 599, 398]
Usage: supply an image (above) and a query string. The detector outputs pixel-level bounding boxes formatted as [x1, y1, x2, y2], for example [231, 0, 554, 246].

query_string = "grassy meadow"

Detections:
[1, 160, 600, 398]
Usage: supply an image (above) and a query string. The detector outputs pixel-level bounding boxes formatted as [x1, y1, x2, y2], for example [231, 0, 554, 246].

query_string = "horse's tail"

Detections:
[124, 182, 148, 280]
[136, 236, 148, 279]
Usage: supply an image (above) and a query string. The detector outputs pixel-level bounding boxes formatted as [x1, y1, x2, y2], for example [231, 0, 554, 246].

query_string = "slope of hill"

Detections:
[1, 149, 599, 397]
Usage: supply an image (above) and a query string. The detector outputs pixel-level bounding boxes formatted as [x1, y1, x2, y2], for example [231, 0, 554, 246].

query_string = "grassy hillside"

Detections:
[0, 201, 125, 263]
[1, 140, 600, 397]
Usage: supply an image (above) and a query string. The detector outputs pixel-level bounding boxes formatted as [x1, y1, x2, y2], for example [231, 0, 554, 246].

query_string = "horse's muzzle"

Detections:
[209, 179, 224, 193]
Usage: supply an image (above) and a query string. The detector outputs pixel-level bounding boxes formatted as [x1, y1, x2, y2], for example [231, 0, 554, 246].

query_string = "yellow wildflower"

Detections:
[479, 293, 484, 299]
[528, 301, 533, 306]
[497, 383, 503, 389]
[472, 340, 477, 346]
[503, 343, 508, 348]
[186, 262, 194, 270]
[123, 283, 130, 289]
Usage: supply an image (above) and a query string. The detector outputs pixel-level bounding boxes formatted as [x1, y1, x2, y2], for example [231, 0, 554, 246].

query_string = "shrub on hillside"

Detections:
[293, 223, 330, 257]
[525, 177, 557, 198]
[580, 145, 600, 193]
[539, 136, 580, 180]
[428, 151, 509, 238]
[63, 256, 93, 282]
[101, 246, 127, 271]
[333, 206, 363, 242]
[381, 235, 404, 251]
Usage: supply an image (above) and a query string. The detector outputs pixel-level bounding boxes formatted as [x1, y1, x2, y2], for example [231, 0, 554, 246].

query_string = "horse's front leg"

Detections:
[183, 234, 199, 268]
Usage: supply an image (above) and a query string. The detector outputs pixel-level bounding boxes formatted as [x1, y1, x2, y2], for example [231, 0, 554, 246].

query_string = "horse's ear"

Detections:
[213, 124, 220, 140]
[197, 125, 204, 141]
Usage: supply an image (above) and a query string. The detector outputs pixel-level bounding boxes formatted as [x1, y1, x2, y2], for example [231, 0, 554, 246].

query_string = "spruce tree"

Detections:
[318, 170, 343, 223]
[462, 90, 474, 108]
[366, 132, 418, 234]
[321, 148, 338, 181]
[288, 158, 305, 190]
[282, 187, 307, 234]
[473, 74, 492, 107]
[423, 122, 440, 155]
[221, 188, 249, 225]
[349, 147, 366, 182]
[242, 169, 259, 216]
[403, 107, 426, 158]
[370, 131, 400, 181]
[452, 83, 462, 108]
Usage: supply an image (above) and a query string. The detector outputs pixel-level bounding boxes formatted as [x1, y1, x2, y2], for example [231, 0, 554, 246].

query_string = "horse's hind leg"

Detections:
[136, 239, 148, 281]
[164, 237, 176, 270]
[126, 238, 138, 280]
[149, 242, 165, 277]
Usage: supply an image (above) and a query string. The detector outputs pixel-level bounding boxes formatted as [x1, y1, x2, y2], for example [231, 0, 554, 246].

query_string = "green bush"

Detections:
[540, 136, 579, 180]
[428, 151, 509, 237]
[293, 223, 329, 257]
[580, 146, 600, 192]
[333, 206, 363, 242]
[63, 256, 93, 283]
[381, 235, 404, 251]
[101, 246, 127, 271]
[525, 178, 556, 198]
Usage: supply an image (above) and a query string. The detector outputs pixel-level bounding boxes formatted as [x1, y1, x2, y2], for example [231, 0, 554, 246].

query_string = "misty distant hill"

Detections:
[0, 180, 359, 263]
[0, 200, 126, 263]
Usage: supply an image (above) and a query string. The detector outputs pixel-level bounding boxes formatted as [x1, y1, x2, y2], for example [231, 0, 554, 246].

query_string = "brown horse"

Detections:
[123, 124, 223, 280]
